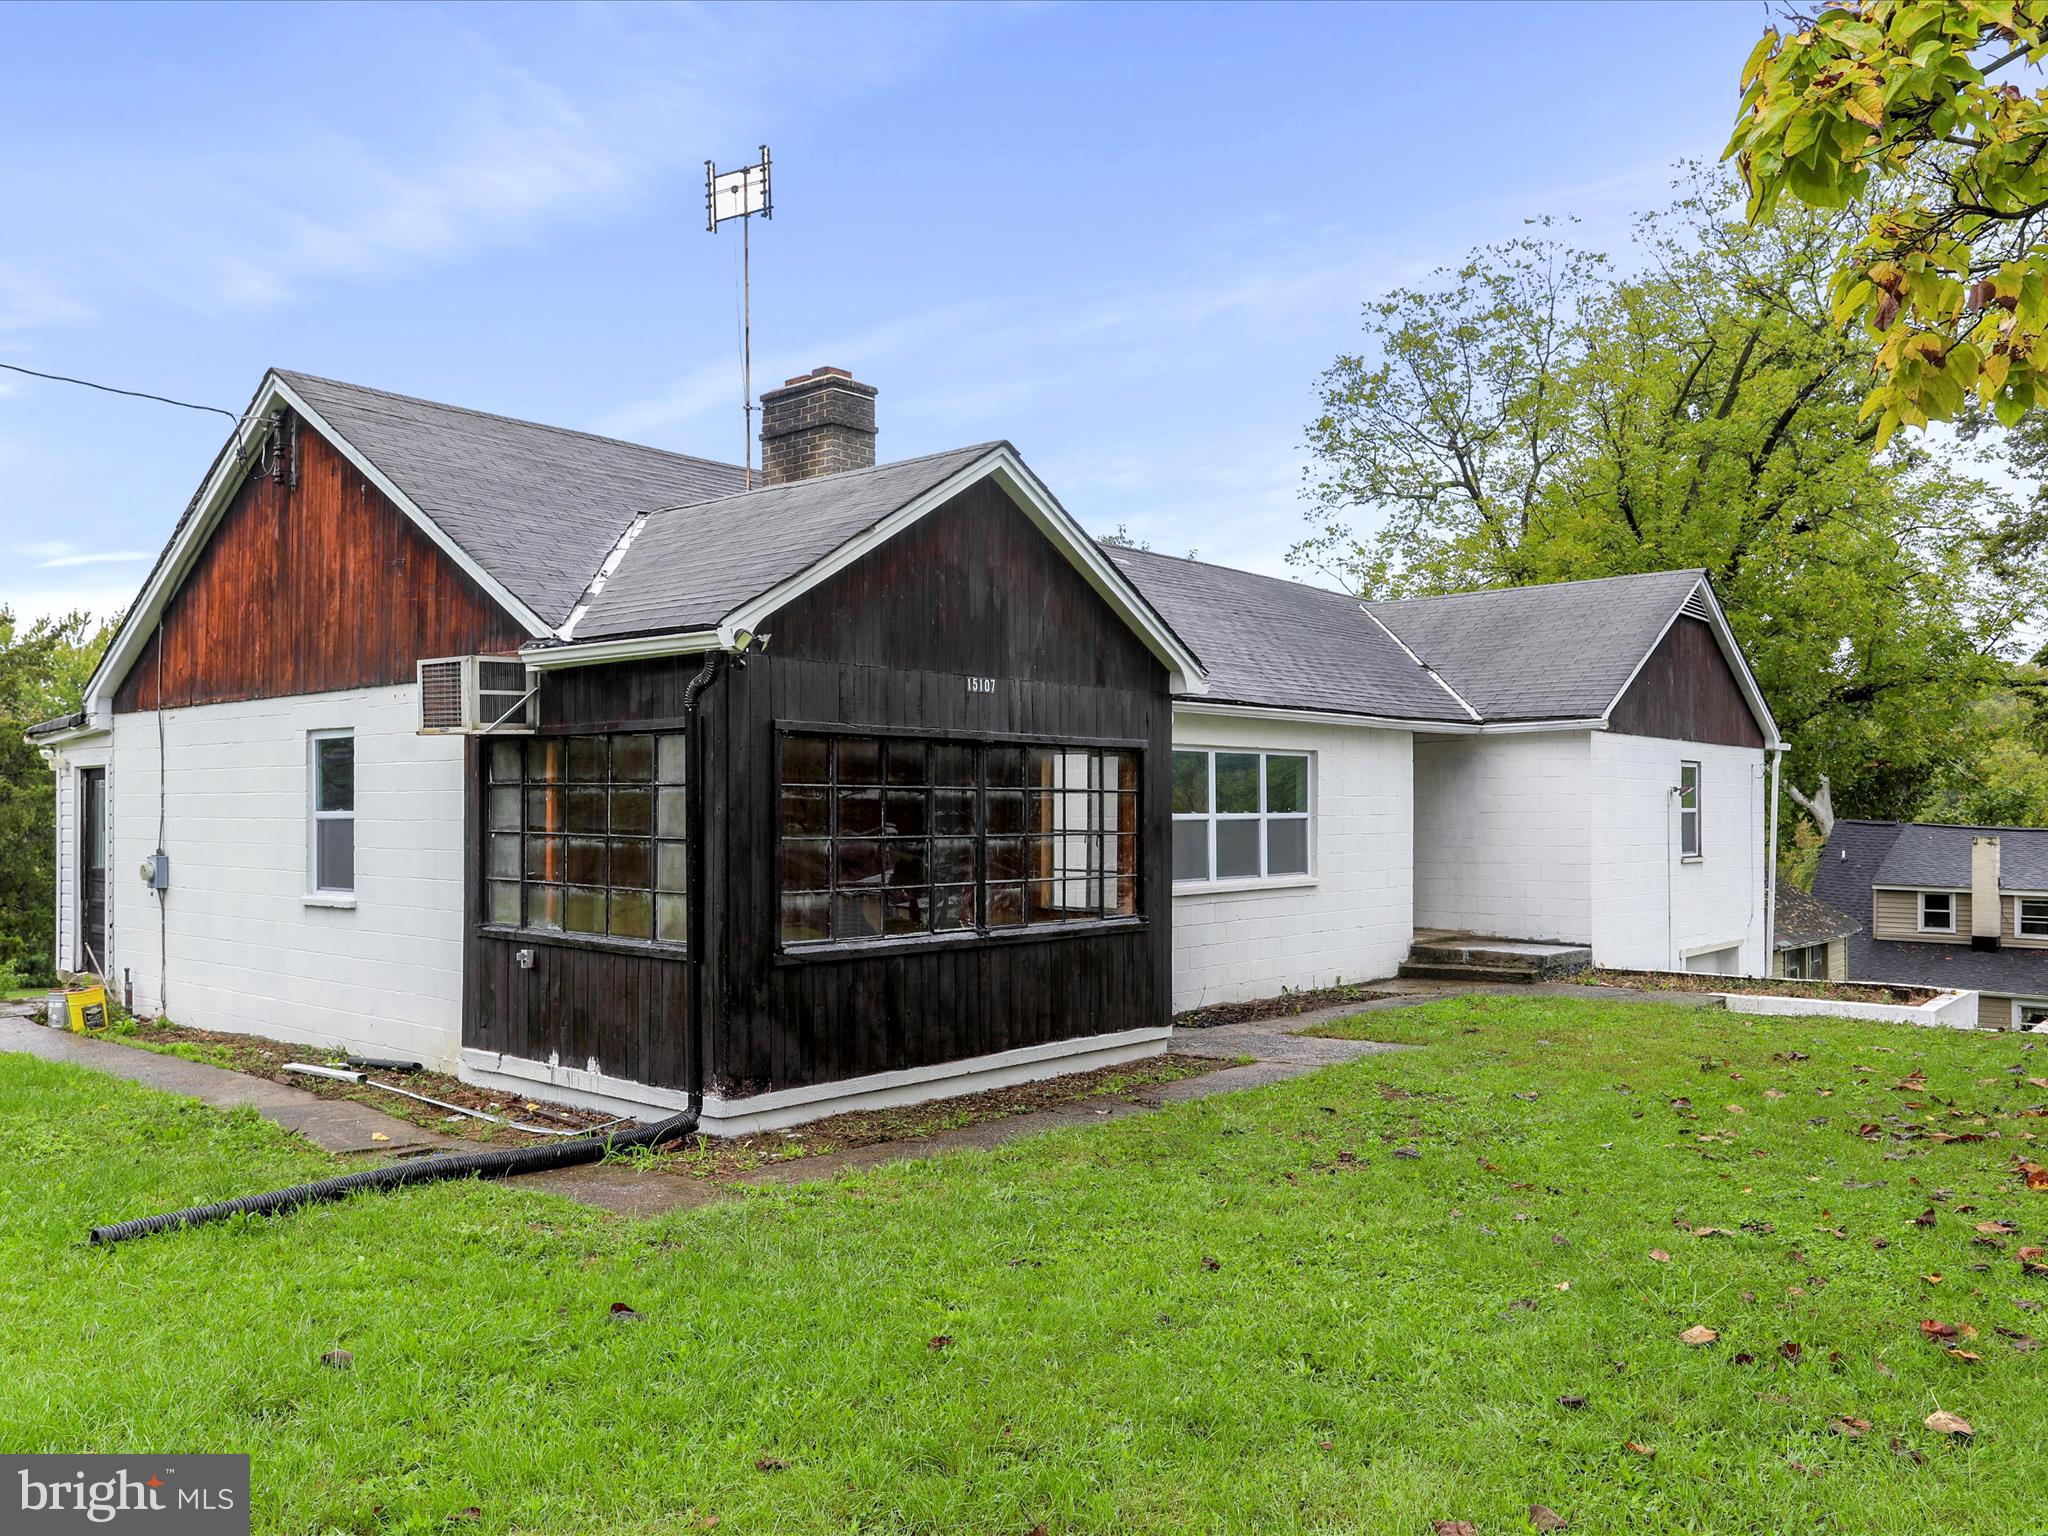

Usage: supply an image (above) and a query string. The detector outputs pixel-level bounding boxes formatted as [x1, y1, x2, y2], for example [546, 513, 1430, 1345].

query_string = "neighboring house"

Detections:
[30, 366, 1783, 1131]
[1815, 819, 2048, 1030]
[1769, 876, 1860, 981]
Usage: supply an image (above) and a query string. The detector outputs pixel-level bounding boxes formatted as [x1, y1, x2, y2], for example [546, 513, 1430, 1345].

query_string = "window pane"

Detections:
[780, 892, 828, 943]
[611, 734, 655, 782]
[933, 742, 977, 786]
[780, 787, 828, 837]
[1266, 755, 1308, 814]
[1108, 874, 1137, 918]
[609, 839, 651, 890]
[524, 836, 562, 882]
[885, 739, 928, 785]
[566, 837, 606, 886]
[838, 790, 884, 836]
[657, 892, 688, 944]
[526, 738, 563, 784]
[487, 833, 520, 879]
[2020, 899, 2048, 936]
[525, 787, 562, 833]
[609, 888, 652, 940]
[568, 736, 609, 783]
[884, 891, 927, 935]
[934, 790, 977, 835]
[565, 886, 605, 934]
[883, 791, 929, 837]
[486, 787, 520, 832]
[783, 734, 830, 785]
[987, 836, 1025, 881]
[1217, 819, 1261, 879]
[488, 740, 522, 783]
[985, 790, 1024, 835]
[1112, 752, 1139, 796]
[315, 817, 355, 891]
[838, 737, 882, 784]
[610, 787, 654, 835]
[486, 880, 520, 925]
[884, 839, 928, 886]
[1679, 762, 1699, 808]
[1172, 821, 1210, 882]
[987, 883, 1025, 928]
[566, 787, 606, 834]
[1171, 751, 1208, 814]
[934, 884, 977, 930]
[1215, 754, 1258, 814]
[836, 839, 882, 885]
[1268, 817, 1309, 876]
[657, 733, 688, 785]
[528, 883, 563, 932]
[933, 837, 976, 883]
[657, 841, 689, 894]
[780, 841, 830, 892]
[657, 787, 688, 837]
[835, 892, 882, 939]
[315, 738, 354, 812]
[986, 747, 1025, 787]
[1681, 811, 1701, 858]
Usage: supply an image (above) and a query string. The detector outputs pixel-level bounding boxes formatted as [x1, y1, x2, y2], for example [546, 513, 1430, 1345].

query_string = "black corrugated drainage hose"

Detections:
[91, 651, 731, 1247]
[87, 1110, 699, 1245]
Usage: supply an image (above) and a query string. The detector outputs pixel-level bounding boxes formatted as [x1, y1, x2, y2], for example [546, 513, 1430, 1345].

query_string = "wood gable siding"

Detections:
[1607, 616, 1765, 749]
[114, 411, 528, 712]
[466, 477, 1172, 1098]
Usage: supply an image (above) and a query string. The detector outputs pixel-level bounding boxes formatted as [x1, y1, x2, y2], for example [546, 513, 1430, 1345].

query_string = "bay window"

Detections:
[1171, 748, 1311, 884]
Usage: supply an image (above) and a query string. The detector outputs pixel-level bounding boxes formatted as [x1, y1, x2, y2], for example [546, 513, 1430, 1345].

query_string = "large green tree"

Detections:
[0, 608, 114, 986]
[1295, 170, 2046, 823]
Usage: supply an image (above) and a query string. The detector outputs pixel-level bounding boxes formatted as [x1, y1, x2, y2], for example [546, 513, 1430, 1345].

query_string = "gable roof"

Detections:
[1103, 548, 1473, 724]
[1868, 820, 2048, 893]
[278, 371, 745, 628]
[1773, 876, 1860, 950]
[1364, 569, 1712, 722]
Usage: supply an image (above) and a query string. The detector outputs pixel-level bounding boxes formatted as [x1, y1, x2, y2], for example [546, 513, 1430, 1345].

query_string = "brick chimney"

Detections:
[758, 366, 877, 485]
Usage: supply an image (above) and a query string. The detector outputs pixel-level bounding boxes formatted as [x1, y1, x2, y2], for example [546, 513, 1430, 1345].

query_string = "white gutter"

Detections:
[521, 629, 724, 670]
[1764, 744, 1784, 970]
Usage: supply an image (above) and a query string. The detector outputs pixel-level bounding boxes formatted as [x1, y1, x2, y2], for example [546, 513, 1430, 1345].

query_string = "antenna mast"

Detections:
[706, 145, 773, 489]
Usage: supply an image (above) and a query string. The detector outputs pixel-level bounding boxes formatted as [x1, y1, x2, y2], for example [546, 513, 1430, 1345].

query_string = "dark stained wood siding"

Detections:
[1608, 616, 1766, 749]
[114, 412, 528, 712]
[465, 478, 1172, 1098]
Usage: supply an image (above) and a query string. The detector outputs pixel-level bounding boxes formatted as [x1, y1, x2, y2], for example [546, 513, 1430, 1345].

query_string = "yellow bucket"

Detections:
[66, 984, 109, 1033]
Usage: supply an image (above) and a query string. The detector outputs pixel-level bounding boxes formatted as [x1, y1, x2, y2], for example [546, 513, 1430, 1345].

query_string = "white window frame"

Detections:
[2017, 897, 2048, 939]
[308, 730, 356, 900]
[1170, 747, 1313, 890]
[2016, 998, 2048, 1031]
[1677, 760, 1702, 860]
[1917, 890, 1955, 933]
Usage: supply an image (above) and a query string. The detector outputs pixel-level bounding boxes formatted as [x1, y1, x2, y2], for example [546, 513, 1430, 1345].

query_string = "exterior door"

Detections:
[78, 767, 106, 974]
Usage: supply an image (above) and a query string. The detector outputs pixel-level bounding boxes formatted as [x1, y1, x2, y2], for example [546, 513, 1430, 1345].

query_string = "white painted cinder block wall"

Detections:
[1590, 732, 1767, 974]
[1413, 732, 1592, 943]
[106, 684, 468, 1067]
[1169, 713, 1413, 1012]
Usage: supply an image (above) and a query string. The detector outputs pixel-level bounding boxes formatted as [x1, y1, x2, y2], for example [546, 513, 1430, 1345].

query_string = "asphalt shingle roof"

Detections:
[1773, 876, 1861, 949]
[280, 370, 745, 628]
[1365, 569, 1710, 722]
[1815, 819, 2048, 997]
[1863, 820, 2048, 893]
[1102, 549, 1472, 723]
[570, 444, 1002, 640]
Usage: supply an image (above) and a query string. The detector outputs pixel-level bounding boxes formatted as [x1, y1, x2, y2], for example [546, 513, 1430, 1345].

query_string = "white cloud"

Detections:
[37, 550, 153, 569]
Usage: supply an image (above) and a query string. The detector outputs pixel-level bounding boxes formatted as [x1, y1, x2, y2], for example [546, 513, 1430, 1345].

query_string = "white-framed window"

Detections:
[1918, 891, 1954, 933]
[1677, 761, 1701, 859]
[2018, 999, 2048, 1031]
[2018, 897, 2048, 939]
[1170, 748, 1311, 885]
[1782, 942, 1828, 980]
[310, 731, 356, 894]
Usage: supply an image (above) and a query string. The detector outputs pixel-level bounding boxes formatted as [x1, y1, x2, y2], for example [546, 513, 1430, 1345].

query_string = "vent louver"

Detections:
[1681, 586, 1712, 623]
[416, 656, 536, 735]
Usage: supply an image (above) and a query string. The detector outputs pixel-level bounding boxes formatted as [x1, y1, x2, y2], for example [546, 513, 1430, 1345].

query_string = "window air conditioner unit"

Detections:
[416, 656, 537, 735]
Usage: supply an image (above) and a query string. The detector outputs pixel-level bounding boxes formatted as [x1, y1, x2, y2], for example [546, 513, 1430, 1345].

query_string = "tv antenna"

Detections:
[706, 145, 773, 489]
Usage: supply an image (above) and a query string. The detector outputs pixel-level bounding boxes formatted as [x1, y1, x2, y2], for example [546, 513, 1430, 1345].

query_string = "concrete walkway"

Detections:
[0, 1015, 458, 1157]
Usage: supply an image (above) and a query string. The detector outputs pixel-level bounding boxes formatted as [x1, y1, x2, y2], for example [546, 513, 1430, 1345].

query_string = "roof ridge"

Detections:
[1362, 567, 1708, 610]
[274, 368, 744, 476]
[644, 440, 1010, 516]
[1100, 544, 1363, 604]
[1857, 817, 2048, 836]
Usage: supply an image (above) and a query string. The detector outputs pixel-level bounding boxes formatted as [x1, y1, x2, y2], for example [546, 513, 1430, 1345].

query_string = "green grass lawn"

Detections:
[5, 996, 2047, 1535]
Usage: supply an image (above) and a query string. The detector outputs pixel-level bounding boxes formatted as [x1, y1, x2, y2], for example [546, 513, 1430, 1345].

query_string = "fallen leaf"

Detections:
[319, 1348, 353, 1370]
[1726, 1104, 1747, 1115]
[1924, 1410, 1973, 1436]
[1649, 1248, 1671, 1263]
[1785, 1458, 1823, 1477]
[1947, 1347, 1981, 1362]
[1921, 1319, 1960, 1340]
[1200, 1255, 1221, 1271]
[1554, 1280, 1572, 1292]
[1976, 1220, 2019, 1234]
[457, 1509, 482, 1523]
[1557, 1394, 1588, 1410]
[2022, 1162, 2048, 1192]
[1779, 1340, 1803, 1363]
[1995, 1326, 2042, 1352]
[1913, 1210, 1939, 1227]
[754, 1456, 788, 1473]
[1890, 1436, 1925, 1464]
[1827, 1416, 1871, 1438]
[370, 1132, 390, 1143]
[928, 1335, 952, 1350]
[1514, 1091, 1540, 1102]
[1624, 1440, 1656, 1457]
[1432, 1523, 1478, 1536]
[1394, 1146, 1422, 1160]
[1922, 1274, 1944, 1285]
[1680, 1325, 1719, 1347]
[609, 1302, 644, 1322]
[1530, 1505, 1568, 1532]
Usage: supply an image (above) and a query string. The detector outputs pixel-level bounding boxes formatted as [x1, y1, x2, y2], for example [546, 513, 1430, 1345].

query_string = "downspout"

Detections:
[679, 649, 728, 1126]
[1764, 744, 1783, 978]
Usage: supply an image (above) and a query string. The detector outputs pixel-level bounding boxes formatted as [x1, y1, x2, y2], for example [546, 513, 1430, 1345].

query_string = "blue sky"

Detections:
[0, 1, 1771, 625]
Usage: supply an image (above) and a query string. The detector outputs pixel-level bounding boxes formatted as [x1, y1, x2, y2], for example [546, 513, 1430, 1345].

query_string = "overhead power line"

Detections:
[0, 361, 240, 424]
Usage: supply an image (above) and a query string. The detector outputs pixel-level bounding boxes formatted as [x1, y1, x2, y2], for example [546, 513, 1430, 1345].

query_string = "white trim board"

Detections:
[461, 1024, 1173, 1136]
[84, 370, 552, 717]
[1172, 699, 1608, 736]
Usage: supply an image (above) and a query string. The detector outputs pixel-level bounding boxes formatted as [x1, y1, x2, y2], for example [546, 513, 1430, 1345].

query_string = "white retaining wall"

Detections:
[1169, 713, 1413, 1011]
[104, 685, 468, 1067]
[1413, 732, 1591, 943]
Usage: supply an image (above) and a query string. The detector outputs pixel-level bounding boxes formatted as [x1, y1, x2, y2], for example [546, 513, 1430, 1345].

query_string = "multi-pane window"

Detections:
[1678, 761, 1701, 858]
[310, 732, 355, 893]
[1919, 891, 1955, 932]
[778, 733, 1139, 946]
[1782, 942, 1828, 980]
[1170, 749, 1310, 884]
[484, 733, 687, 944]
[2020, 1001, 2048, 1030]
[2019, 898, 2048, 939]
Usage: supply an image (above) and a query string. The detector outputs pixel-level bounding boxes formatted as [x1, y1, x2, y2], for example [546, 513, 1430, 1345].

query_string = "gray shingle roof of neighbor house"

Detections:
[24, 710, 86, 740]
[1102, 548, 1474, 724]
[278, 371, 747, 628]
[1363, 568, 1711, 722]
[1814, 819, 2048, 998]
[1772, 876, 1861, 950]
[570, 444, 1003, 641]
[1861, 819, 2048, 893]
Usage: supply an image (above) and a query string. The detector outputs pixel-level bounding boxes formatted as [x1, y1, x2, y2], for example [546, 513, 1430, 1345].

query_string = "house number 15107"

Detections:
[966, 676, 996, 694]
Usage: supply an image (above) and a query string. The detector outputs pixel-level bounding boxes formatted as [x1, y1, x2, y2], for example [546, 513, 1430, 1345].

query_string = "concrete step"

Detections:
[1397, 961, 1560, 984]
[1406, 938, 1592, 979]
